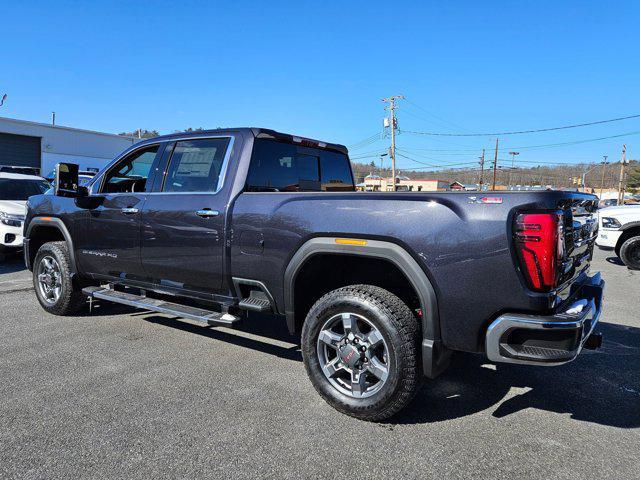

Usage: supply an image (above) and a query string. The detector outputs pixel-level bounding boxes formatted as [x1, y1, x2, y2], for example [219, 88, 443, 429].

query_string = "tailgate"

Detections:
[561, 197, 599, 286]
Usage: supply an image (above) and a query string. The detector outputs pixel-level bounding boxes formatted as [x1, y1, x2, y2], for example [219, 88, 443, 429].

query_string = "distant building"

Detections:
[450, 181, 479, 191]
[360, 175, 449, 192]
[0, 116, 140, 175]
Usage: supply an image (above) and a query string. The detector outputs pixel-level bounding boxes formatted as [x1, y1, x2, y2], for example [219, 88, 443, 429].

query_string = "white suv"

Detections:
[596, 204, 640, 269]
[0, 172, 50, 256]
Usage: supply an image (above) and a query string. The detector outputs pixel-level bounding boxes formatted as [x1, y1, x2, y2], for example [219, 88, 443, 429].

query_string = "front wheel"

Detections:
[33, 241, 86, 315]
[302, 285, 421, 421]
[620, 235, 640, 270]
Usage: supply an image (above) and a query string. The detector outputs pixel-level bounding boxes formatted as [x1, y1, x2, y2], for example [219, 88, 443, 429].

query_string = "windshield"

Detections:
[0, 179, 50, 201]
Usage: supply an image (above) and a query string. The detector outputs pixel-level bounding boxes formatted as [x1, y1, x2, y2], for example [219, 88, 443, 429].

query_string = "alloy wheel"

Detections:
[37, 255, 62, 305]
[316, 312, 390, 399]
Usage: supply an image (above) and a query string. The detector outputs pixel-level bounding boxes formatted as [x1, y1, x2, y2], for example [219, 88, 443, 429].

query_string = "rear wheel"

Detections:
[620, 235, 640, 270]
[302, 285, 421, 421]
[33, 241, 86, 315]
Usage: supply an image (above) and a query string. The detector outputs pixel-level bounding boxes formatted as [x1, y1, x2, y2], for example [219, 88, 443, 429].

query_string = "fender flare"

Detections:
[620, 221, 640, 232]
[25, 217, 77, 273]
[283, 237, 449, 378]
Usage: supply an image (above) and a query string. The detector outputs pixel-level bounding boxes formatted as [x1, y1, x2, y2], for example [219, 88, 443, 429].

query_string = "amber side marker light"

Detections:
[335, 238, 367, 246]
[39, 217, 53, 221]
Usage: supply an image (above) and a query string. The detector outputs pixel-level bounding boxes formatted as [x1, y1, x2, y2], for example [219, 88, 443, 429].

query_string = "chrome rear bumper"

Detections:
[486, 272, 604, 366]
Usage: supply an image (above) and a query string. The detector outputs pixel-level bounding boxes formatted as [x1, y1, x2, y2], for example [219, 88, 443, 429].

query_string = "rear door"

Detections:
[78, 144, 162, 279]
[140, 136, 232, 294]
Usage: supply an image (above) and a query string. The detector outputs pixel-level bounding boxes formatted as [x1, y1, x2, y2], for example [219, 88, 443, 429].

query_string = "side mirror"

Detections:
[54, 163, 84, 197]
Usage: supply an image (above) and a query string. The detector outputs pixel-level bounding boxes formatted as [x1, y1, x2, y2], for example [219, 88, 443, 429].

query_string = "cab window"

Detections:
[246, 139, 354, 192]
[102, 145, 159, 194]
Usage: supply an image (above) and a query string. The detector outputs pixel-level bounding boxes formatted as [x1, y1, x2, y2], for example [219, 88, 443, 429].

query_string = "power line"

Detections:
[396, 152, 480, 169]
[403, 98, 473, 132]
[350, 155, 386, 161]
[348, 132, 384, 150]
[400, 113, 640, 137]
[349, 149, 388, 157]
[396, 152, 438, 167]
[506, 130, 640, 150]
[397, 129, 640, 155]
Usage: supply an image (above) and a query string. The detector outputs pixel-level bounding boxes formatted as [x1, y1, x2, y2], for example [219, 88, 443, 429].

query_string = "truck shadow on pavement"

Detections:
[605, 256, 626, 266]
[0, 253, 26, 274]
[396, 321, 640, 428]
[121, 306, 640, 429]
[141, 312, 303, 362]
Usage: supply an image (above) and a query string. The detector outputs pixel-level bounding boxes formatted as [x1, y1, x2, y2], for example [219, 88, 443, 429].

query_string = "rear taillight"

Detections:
[514, 212, 564, 292]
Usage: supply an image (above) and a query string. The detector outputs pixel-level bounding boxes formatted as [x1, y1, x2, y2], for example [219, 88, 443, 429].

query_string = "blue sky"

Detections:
[2, 0, 639, 171]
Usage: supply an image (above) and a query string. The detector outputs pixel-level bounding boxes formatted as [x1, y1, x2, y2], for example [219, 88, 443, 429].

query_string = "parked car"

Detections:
[23, 128, 604, 421]
[0, 172, 50, 256]
[599, 198, 619, 208]
[0, 165, 41, 176]
[44, 168, 97, 186]
[596, 204, 640, 269]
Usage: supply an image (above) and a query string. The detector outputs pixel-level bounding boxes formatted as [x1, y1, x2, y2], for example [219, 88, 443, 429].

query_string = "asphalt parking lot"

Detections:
[0, 248, 638, 479]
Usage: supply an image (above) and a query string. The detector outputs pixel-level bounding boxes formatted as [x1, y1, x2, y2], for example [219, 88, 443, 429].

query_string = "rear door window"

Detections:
[162, 138, 230, 193]
[246, 139, 354, 192]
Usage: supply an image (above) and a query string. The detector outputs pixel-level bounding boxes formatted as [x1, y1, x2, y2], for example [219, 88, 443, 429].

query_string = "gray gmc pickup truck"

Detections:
[23, 128, 604, 420]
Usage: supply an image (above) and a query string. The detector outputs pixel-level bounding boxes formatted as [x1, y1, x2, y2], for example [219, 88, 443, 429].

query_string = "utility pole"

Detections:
[382, 95, 404, 191]
[508, 151, 519, 188]
[599, 155, 608, 198]
[478, 149, 485, 190]
[492, 138, 499, 191]
[51, 112, 56, 126]
[617, 145, 627, 204]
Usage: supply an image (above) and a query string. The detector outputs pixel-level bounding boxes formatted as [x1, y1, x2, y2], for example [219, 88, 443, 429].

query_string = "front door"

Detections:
[140, 137, 231, 294]
[78, 144, 162, 279]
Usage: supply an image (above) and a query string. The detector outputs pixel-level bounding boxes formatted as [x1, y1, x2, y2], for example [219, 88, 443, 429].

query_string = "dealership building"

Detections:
[0, 116, 140, 175]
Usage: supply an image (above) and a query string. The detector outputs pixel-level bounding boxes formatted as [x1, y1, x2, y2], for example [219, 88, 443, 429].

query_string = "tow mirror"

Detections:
[54, 163, 83, 197]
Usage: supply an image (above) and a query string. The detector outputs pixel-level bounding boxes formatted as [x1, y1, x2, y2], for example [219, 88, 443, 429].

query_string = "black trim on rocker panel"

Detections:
[283, 237, 449, 378]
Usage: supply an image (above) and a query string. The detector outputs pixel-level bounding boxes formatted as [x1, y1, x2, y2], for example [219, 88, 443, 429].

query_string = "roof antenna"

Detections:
[0, 94, 7, 107]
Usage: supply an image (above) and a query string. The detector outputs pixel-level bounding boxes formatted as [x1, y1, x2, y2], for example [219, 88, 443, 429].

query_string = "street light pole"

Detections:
[379, 153, 388, 191]
[599, 155, 608, 198]
[478, 149, 485, 190]
[581, 164, 600, 191]
[508, 151, 519, 188]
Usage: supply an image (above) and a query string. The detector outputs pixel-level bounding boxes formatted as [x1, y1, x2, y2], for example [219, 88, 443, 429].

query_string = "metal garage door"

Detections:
[0, 132, 41, 170]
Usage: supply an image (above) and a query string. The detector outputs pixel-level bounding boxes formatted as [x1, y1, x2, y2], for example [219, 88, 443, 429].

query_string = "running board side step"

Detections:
[82, 286, 240, 327]
[238, 295, 272, 312]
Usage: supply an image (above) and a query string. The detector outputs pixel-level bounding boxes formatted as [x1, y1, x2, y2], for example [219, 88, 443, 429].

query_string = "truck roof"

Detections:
[146, 127, 349, 154]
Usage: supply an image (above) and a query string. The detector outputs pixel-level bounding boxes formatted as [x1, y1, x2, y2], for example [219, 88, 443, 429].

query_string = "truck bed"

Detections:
[230, 190, 598, 352]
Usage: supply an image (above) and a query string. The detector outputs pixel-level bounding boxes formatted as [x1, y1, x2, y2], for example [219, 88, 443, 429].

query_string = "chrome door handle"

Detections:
[196, 209, 219, 218]
[121, 207, 139, 215]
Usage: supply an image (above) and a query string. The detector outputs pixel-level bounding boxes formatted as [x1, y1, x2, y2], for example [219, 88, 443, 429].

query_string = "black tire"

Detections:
[33, 241, 86, 315]
[302, 285, 421, 421]
[620, 235, 640, 270]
